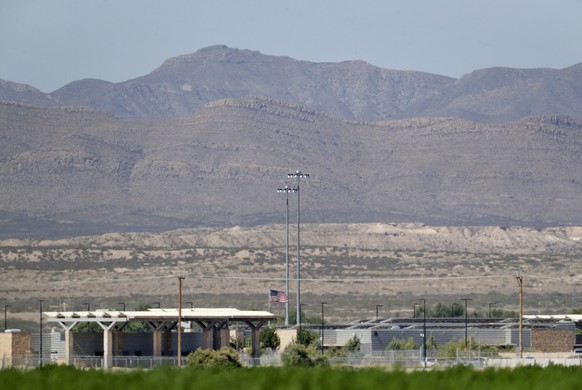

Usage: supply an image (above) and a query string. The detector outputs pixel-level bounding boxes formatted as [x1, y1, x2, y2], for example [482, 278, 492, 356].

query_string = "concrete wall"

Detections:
[531, 328, 575, 352]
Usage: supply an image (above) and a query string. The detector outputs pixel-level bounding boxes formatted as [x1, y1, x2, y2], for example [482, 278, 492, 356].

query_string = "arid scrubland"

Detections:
[2, 223, 581, 322]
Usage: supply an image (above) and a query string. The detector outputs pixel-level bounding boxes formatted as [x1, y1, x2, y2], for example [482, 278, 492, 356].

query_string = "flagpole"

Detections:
[268, 289, 271, 327]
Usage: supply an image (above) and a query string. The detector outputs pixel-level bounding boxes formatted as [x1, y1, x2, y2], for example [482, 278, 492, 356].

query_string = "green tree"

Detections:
[427, 333, 438, 350]
[260, 327, 280, 351]
[451, 303, 465, 318]
[386, 337, 417, 351]
[432, 302, 453, 318]
[296, 328, 317, 346]
[344, 335, 361, 352]
[287, 310, 321, 326]
[73, 322, 102, 333]
[126, 304, 152, 333]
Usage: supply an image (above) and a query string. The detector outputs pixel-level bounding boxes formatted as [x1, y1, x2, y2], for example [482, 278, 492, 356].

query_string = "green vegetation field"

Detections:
[1, 365, 581, 390]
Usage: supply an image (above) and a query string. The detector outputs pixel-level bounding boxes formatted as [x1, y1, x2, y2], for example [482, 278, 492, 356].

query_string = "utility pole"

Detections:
[177, 276, 185, 367]
[516, 272, 524, 358]
[321, 302, 327, 355]
[39, 299, 45, 367]
[460, 298, 472, 348]
[4, 305, 10, 331]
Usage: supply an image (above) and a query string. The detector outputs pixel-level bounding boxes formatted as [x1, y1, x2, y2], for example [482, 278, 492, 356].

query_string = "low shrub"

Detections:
[187, 347, 242, 368]
[281, 343, 329, 368]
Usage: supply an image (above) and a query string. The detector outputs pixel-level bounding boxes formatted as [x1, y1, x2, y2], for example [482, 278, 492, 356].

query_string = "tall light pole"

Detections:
[4, 305, 10, 331]
[460, 298, 472, 348]
[277, 185, 296, 327]
[516, 273, 524, 358]
[298, 303, 307, 344]
[489, 302, 497, 318]
[39, 299, 45, 367]
[288, 170, 309, 327]
[321, 302, 327, 355]
[418, 299, 426, 365]
[375, 304, 383, 321]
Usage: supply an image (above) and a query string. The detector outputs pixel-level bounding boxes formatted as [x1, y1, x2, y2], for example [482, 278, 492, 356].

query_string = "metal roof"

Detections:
[44, 308, 276, 323]
[524, 314, 582, 322]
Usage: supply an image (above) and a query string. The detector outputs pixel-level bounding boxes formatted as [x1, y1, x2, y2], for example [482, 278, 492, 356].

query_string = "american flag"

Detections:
[270, 289, 289, 303]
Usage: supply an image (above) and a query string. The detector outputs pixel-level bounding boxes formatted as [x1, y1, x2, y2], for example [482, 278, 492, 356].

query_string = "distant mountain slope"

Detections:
[50, 45, 454, 121]
[2, 46, 582, 123]
[1, 97, 581, 238]
[0, 79, 60, 108]
[403, 64, 582, 122]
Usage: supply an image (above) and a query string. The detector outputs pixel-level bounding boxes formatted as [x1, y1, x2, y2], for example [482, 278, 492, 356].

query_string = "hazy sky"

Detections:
[2, 0, 582, 92]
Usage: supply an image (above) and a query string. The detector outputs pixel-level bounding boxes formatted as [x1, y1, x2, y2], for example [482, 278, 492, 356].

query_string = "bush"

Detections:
[325, 346, 346, 359]
[281, 344, 329, 367]
[441, 338, 479, 358]
[260, 327, 281, 351]
[186, 347, 242, 368]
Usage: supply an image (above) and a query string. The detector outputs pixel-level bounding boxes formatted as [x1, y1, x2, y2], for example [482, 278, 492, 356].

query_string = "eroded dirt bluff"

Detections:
[4, 223, 580, 254]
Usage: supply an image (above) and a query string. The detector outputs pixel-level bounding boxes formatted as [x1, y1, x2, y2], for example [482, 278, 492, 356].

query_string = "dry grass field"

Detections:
[2, 223, 582, 323]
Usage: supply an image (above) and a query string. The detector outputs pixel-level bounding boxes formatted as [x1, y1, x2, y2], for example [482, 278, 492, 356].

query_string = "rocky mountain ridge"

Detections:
[2, 45, 582, 122]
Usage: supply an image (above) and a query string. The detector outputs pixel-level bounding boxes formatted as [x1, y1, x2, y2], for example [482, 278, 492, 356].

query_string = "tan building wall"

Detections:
[0, 332, 31, 367]
[0, 333, 12, 358]
[531, 328, 575, 352]
[276, 329, 297, 351]
[229, 328, 297, 352]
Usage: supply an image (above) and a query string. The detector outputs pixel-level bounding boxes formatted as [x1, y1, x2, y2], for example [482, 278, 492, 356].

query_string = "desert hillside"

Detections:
[1, 98, 582, 238]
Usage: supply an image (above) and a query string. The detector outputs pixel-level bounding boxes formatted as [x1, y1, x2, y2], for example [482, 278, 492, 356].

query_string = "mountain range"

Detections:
[3, 45, 582, 123]
[1, 45, 582, 238]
